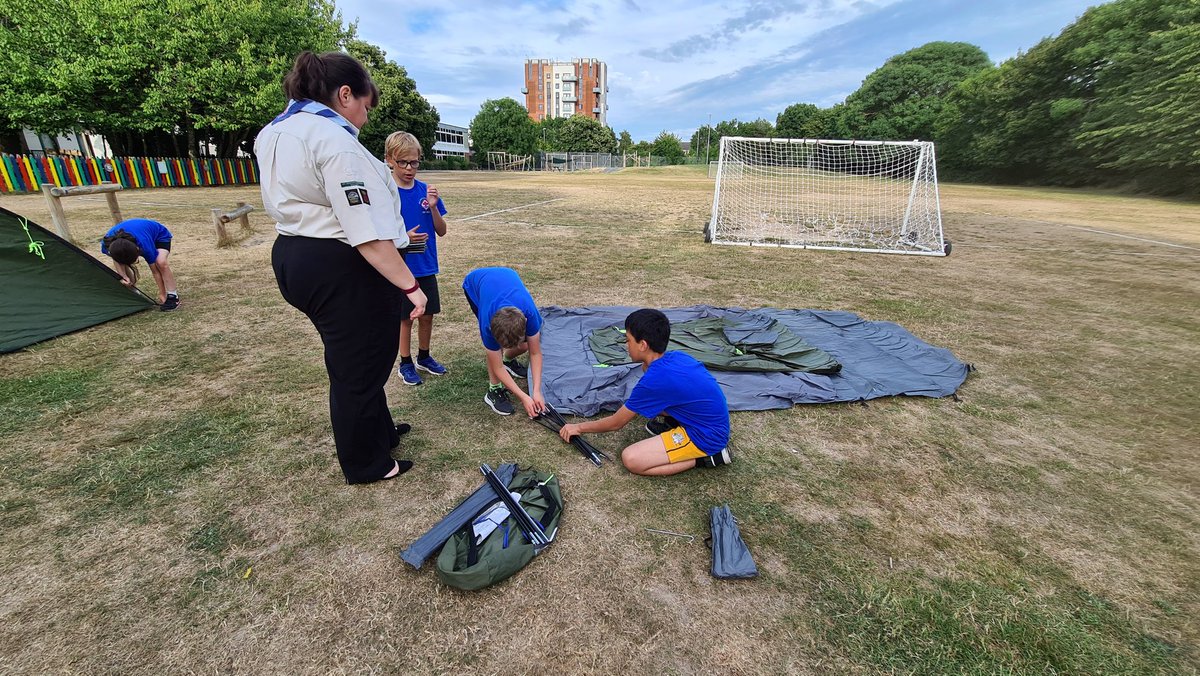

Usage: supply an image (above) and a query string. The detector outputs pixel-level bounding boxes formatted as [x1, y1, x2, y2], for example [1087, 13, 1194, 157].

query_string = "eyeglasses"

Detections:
[392, 160, 420, 168]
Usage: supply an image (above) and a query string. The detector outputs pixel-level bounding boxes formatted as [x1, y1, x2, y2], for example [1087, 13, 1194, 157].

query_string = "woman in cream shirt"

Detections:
[256, 51, 426, 485]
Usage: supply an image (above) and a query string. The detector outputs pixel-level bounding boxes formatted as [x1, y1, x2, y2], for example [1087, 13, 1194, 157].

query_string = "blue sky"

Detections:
[335, 0, 1102, 142]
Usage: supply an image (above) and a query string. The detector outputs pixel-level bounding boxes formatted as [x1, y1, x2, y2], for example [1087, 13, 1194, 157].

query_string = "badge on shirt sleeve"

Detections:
[341, 181, 370, 207]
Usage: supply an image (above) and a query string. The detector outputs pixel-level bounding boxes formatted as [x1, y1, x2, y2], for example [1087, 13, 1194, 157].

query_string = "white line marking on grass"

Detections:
[957, 243, 1200, 258]
[1050, 223, 1200, 251]
[458, 198, 566, 222]
[980, 212, 1200, 251]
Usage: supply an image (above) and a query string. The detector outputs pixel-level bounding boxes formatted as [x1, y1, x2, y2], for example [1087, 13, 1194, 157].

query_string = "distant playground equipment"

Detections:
[486, 151, 532, 171]
[621, 152, 656, 168]
[211, 201, 255, 247]
[40, 182, 124, 243]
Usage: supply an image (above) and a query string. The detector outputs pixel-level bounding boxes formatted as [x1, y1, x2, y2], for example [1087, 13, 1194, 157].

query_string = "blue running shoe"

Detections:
[398, 362, 423, 386]
[416, 355, 448, 376]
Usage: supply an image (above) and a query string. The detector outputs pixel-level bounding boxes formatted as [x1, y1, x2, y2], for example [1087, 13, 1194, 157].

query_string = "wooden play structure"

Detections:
[211, 202, 255, 247]
[40, 182, 124, 242]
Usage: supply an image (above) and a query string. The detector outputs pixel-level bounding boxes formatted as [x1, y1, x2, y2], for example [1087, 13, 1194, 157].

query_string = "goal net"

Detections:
[707, 137, 946, 255]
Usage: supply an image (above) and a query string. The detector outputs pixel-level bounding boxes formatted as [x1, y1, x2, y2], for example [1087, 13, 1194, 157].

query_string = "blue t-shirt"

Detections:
[462, 267, 543, 351]
[100, 218, 172, 264]
[398, 179, 447, 277]
[625, 351, 731, 454]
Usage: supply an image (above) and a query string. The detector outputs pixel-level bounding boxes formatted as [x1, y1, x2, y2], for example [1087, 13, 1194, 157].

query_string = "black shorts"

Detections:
[400, 274, 440, 316]
[463, 288, 479, 317]
[154, 239, 172, 252]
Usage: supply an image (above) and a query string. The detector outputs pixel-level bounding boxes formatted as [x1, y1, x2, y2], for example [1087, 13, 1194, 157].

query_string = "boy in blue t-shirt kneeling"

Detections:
[560, 309, 732, 476]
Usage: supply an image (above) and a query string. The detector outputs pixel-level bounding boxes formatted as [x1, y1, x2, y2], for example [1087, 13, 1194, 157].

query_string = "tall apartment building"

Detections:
[522, 58, 608, 126]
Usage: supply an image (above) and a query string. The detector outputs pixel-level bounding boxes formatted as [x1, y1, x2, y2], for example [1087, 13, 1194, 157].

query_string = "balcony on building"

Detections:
[563, 94, 578, 102]
[593, 107, 601, 114]
[592, 87, 601, 94]
[521, 87, 528, 94]
[561, 74, 578, 82]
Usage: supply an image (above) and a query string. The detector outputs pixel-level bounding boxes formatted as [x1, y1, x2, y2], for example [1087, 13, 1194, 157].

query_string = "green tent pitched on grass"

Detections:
[0, 206, 155, 353]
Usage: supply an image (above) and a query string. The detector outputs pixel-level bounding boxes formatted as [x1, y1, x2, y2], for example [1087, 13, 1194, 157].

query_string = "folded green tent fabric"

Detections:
[588, 315, 841, 374]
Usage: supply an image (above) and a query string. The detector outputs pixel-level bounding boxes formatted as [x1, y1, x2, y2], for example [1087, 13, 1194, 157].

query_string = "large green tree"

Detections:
[689, 125, 716, 162]
[935, 41, 1088, 184]
[1073, 0, 1200, 192]
[846, 41, 992, 142]
[686, 117, 777, 163]
[0, 0, 349, 157]
[651, 131, 685, 164]
[469, 98, 537, 156]
[934, 0, 1198, 193]
[617, 130, 633, 154]
[556, 115, 617, 153]
[535, 116, 568, 150]
[735, 118, 775, 138]
[775, 103, 824, 139]
[346, 39, 438, 159]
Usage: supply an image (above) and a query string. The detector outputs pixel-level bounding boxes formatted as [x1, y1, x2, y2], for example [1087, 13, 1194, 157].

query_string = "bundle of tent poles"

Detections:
[532, 403, 607, 466]
[480, 463, 551, 548]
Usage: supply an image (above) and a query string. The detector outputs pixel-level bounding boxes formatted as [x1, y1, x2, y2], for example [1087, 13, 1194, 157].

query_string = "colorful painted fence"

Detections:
[0, 154, 259, 194]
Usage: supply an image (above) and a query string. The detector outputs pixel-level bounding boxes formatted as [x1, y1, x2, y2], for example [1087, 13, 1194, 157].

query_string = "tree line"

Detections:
[0, 0, 438, 160]
[470, 0, 1198, 193]
[691, 0, 1198, 196]
[4, 0, 1191, 192]
[469, 98, 691, 164]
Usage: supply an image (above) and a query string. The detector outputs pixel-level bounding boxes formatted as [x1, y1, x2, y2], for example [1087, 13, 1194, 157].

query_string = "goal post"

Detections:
[706, 137, 947, 255]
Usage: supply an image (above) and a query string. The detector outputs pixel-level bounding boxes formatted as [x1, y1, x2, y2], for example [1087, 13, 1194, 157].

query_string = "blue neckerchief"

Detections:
[271, 98, 359, 137]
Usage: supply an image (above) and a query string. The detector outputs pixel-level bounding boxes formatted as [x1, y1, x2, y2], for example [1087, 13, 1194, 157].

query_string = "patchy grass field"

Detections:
[1, 166, 1197, 674]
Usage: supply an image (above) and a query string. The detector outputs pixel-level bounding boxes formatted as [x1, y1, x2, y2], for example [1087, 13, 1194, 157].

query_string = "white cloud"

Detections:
[336, 0, 1098, 141]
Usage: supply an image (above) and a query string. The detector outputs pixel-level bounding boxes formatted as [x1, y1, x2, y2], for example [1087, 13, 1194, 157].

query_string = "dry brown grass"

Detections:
[0, 166, 1197, 674]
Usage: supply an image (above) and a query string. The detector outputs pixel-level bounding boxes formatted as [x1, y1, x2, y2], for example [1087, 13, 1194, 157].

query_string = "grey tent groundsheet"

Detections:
[540, 306, 970, 416]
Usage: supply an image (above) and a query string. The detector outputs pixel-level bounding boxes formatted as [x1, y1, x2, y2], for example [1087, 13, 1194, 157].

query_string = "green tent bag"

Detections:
[435, 468, 563, 591]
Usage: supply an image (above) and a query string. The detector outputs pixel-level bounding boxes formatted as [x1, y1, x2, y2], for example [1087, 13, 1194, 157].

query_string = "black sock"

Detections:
[400, 356, 413, 365]
[418, 349, 430, 360]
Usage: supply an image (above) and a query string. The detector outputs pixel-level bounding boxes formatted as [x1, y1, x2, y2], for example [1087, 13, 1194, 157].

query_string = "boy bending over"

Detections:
[560, 309, 731, 476]
[462, 267, 546, 417]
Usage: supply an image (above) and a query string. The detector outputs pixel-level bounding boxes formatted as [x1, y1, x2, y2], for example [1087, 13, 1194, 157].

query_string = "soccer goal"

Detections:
[707, 137, 947, 255]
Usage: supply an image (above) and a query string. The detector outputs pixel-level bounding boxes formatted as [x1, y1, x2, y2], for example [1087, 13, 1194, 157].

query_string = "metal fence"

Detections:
[538, 152, 671, 171]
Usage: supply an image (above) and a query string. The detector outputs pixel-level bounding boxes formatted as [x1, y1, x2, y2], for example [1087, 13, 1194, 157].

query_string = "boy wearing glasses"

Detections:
[385, 131, 450, 385]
